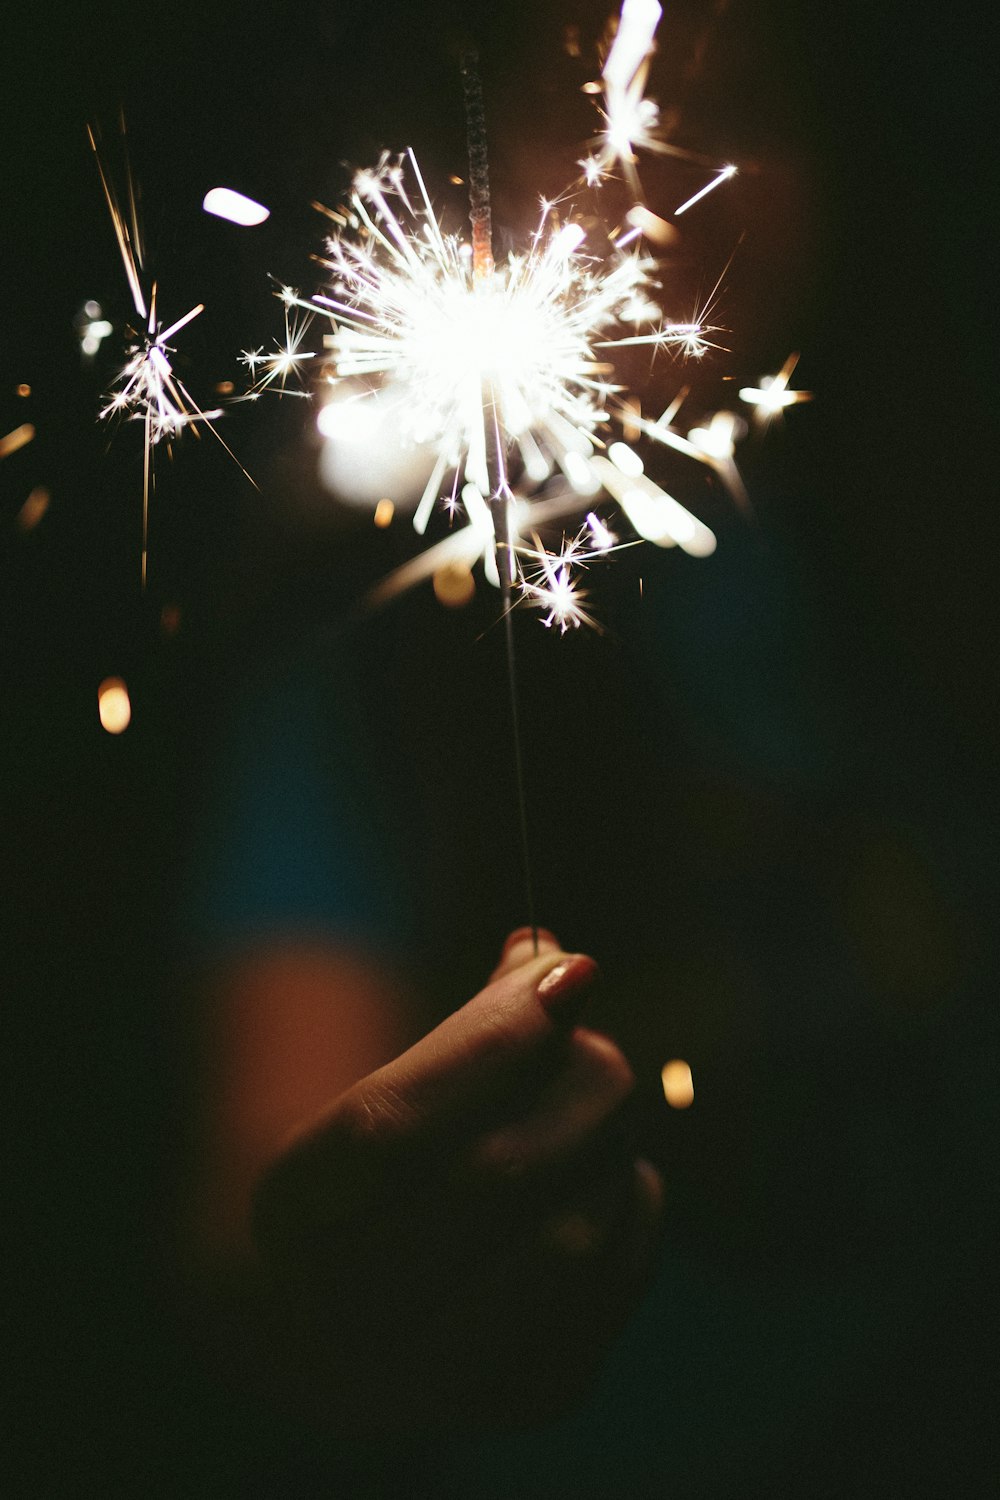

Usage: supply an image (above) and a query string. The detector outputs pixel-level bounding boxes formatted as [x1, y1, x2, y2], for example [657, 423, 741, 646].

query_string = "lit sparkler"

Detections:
[245, 1, 793, 633]
[281, 145, 719, 629]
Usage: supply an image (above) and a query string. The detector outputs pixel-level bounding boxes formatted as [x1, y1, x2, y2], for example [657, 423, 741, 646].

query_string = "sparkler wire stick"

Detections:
[462, 48, 538, 952]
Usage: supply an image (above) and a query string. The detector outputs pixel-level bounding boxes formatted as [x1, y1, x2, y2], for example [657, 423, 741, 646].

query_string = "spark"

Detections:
[75, 300, 114, 362]
[591, 0, 665, 192]
[238, 285, 315, 399]
[674, 163, 737, 217]
[203, 187, 270, 227]
[739, 353, 813, 423]
[518, 538, 599, 633]
[0, 423, 35, 460]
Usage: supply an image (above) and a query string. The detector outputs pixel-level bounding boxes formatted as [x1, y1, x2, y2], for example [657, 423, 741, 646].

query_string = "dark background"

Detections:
[2, 1, 994, 1494]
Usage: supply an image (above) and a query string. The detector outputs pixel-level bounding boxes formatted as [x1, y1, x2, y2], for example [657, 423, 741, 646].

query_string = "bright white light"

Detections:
[202, 187, 270, 227]
[562, 450, 602, 495]
[608, 441, 645, 477]
[739, 379, 797, 414]
[317, 396, 379, 443]
[551, 222, 587, 257]
[674, 164, 737, 217]
[688, 411, 741, 460]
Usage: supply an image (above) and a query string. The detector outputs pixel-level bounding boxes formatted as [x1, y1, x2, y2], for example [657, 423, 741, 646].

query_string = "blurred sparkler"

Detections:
[89, 120, 251, 586]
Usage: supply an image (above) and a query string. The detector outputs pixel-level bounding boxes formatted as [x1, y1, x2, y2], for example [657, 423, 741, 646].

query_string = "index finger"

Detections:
[344, 946, 598, 1138]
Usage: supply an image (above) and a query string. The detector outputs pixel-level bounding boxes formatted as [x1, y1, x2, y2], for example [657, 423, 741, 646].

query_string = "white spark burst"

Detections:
[89, 122, 249, 585]
[300, 151, 708, 543]
[237, 284, 316, 400]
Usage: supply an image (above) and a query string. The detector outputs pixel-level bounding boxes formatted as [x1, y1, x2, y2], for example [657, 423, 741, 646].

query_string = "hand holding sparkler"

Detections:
[252, 928, 664, 1430]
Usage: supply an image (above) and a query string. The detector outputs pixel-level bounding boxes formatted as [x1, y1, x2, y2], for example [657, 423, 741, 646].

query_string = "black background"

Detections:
[2, 1, 995, 1494]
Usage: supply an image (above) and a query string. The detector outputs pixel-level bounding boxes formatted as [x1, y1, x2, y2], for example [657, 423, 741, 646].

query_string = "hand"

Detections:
[252, 929, 664, 1432]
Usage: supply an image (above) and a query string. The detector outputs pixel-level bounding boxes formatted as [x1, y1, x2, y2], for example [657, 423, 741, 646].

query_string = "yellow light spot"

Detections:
[373, 498, 395, 529]
[661, 1059, 694, 1109]
[98, 678, 131, 735]
[433, 563, 476, 608]
[0, 423, 35, 460]
[16, 487, 50, 533]
[16, 383, 31, 398]
[214, 380, 235, 396]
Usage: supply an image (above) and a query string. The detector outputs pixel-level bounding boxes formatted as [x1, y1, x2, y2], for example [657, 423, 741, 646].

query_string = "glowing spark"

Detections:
[739, 353, 813, 422]
[16, 487, 50, 533]
[0, 423, 35, 460]
[585, 510, 618, 550]
[593, 0, 664, 190]
[203, 187, 270, 227]
[238, 286, 315, 399]
[519, 543, 598, 633]
[75, 300, 114, 362]
[674, 163, 737, 217]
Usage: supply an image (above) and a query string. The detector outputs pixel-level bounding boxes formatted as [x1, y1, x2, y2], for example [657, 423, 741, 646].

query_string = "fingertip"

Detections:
[494, 925, 561, 978]
[535, 953, 598, 1018]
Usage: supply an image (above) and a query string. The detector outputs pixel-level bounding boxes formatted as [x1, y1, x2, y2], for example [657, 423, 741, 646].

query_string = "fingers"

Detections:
[468, 1026, 636, 1183]
[539, 1155, 664, 1270]
[341, 942, 598, 1140]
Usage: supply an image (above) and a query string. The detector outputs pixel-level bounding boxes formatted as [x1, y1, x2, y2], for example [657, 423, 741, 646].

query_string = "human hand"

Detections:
[252, 929, 664, 1431]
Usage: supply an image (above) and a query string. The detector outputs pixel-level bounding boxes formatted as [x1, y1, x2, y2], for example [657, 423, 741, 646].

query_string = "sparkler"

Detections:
[247, 0, 752, 629]
[231, 1, 806, 940]
[286, 149, 718, 617]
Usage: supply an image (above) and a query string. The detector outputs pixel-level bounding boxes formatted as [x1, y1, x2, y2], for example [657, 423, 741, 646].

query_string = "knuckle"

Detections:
[343, 1075, 419, 1143]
